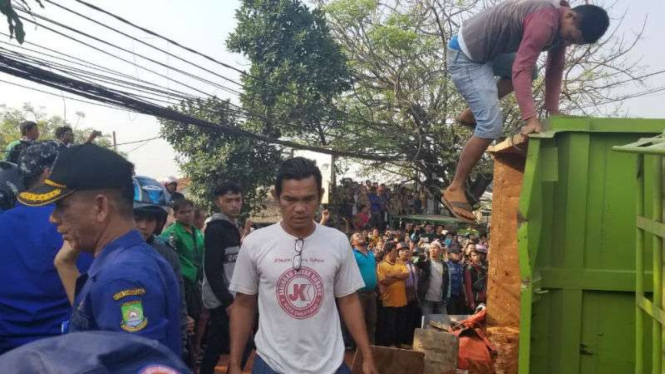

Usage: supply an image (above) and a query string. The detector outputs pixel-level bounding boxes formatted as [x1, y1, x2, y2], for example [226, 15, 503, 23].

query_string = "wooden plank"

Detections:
[412, 328, 458, 374]
[351, 346, 425, 374]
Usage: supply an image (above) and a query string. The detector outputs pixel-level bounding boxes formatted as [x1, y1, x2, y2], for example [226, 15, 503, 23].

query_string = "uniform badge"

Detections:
[120, 300, 148, 332]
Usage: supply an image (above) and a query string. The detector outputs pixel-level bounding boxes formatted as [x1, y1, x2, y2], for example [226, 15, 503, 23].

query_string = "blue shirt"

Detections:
[69, 230, 181, 355]
[447, 261, 464, 297]
[353, 248, 377, 291]
[0, 203, 92, 354]
[368, 193, 382, 213]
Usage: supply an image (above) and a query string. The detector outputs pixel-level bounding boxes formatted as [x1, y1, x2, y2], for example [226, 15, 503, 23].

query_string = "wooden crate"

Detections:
[412, 328, 459, 374]
[351, 346, 425, 374]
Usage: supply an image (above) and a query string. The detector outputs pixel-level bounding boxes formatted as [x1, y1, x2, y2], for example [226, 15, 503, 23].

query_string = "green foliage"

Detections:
[159, 97, 283, 215]
[0, 102, 112, 150]
[227, 0, 351, 145]
[0, 0, 43, 44]
[322, 0, 495, 189]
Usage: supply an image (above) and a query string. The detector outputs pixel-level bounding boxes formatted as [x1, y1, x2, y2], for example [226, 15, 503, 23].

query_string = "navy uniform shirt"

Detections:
[0, 203, 92, 354]
[69, 230, 181, 355]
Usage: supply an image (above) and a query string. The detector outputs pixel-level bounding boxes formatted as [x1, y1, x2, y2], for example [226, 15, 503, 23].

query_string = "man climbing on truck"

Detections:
[443, 0, 609, 222]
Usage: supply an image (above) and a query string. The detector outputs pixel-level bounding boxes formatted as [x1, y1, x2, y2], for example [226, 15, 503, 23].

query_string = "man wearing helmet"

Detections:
[133, 175, 192, 362]
[162, 176, 185, 204]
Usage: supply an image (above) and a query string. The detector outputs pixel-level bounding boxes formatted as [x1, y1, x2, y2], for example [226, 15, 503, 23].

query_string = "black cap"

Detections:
[18, 144, 133, 207]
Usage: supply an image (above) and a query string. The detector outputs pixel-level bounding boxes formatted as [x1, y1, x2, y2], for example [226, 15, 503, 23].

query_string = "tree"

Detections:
[317, 0, 659, 194]
[227, 0, 352, 146]
[159, 97, 283, 215]
[0, 102, 112, 151]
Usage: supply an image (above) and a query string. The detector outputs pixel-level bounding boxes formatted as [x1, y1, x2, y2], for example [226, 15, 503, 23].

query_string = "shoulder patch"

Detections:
[120, 300, 148, 332]
[113, 288, 146, 301]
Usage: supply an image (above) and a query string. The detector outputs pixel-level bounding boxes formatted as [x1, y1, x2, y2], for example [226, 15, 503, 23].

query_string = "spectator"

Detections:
[160, 199, 205, 355]
[0, 141, 92, 354]
[399, 243, 420, 347]
[464, 246, 488, 313]
[162, 176, 185, 203]
[201, 182, 252, 374]
[194, 206, 207, 231]
[417, 242, 449, 316]
[463, 242, 476, 265]
[5, 121, 39, 164]
[133, 194, 190, 361]
[21, 144, 181, 354]
[55, 127, 101, 150]
[446, 243, 466, 315]
[368, 186, 383, 229]
[353, 204, 370, 231]
[377, 242, 409, 347]
[351, 232, 378, 345]
[228, 157, 378, 374]
[419, 186, 432, 214]
[435, 226, 447, 242]
[421, 224, 436, 243]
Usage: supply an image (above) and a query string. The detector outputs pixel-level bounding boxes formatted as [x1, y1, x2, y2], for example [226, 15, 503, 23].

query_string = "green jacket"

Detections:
[160, 221, 204, 284]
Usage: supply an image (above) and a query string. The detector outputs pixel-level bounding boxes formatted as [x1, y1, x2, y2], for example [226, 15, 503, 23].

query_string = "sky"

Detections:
[0, 0, 663, 181]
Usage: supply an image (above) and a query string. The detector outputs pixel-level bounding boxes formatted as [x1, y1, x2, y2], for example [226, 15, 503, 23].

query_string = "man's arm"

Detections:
[513, 9, 560, 120]
[338, 293, 379, 374]
[228, 293, 257, 374]
[54, 241, 80, 305]
[204, 225, 235, 310]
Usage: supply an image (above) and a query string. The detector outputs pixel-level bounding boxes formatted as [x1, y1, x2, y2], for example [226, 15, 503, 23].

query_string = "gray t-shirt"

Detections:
[425, 260, 444, 302]
[230, 222, 365, 374]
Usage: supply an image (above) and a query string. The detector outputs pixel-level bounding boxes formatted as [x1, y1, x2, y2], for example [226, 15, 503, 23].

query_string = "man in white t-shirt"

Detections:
[228, 157, 379, 374]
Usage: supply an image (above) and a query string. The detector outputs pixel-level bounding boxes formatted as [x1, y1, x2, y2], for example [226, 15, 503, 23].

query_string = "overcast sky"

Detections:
[0, 0, 662, 180]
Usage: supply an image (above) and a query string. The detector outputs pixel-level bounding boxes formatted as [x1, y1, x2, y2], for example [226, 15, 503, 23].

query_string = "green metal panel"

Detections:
[518, 118, 665, 374]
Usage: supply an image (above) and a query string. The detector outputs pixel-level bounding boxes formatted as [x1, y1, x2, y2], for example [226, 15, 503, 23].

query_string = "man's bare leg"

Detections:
[459, 78, 514, 125]
[443, 136, 493, 221]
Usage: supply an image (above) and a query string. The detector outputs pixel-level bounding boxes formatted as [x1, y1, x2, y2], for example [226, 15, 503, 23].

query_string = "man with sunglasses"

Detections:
[351, 232, 378, 345]
[228, 157, 378, 374]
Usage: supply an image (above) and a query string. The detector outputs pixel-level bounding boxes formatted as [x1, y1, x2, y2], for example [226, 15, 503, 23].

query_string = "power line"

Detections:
[115, 136, 161, 146]
[73, 0, 248, 77]
[0, 48, 192, 107]
[15, 10, 243, 96]
[0, 52, 397, 161]
[15, 14, 234, 98]
[42, 0, 244, 88]
[0, 75, 134, 112]
[0, 33, 198, 100]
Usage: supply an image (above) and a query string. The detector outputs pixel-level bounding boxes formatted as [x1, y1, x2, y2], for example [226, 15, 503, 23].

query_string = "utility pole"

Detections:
[112, 131, 117, 152]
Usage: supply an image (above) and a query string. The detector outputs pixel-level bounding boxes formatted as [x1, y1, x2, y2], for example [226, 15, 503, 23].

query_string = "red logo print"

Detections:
[276, 267, 324, 319]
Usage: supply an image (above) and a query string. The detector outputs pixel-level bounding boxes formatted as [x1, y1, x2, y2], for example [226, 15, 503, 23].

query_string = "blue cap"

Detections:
[0, 331, 191, 374]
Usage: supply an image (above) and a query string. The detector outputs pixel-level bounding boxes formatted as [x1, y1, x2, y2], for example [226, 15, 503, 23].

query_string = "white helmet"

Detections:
[161, 176, 177, 187]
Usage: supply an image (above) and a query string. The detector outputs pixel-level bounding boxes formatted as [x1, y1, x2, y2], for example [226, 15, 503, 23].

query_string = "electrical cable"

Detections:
[0, 33, 198, 100]
[15, 9, 243, 96]
[73, 0, 248, 77]
[43, 0, 244, 88]
[15, 15, 224, 98]
[0, 52, 398, 161]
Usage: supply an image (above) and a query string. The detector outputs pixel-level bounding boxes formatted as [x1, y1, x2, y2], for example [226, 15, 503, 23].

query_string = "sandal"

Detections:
[441, 194, 476, 223]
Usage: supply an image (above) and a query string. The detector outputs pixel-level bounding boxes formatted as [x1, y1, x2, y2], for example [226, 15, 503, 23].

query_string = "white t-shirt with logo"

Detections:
[229, 222, 365, 374]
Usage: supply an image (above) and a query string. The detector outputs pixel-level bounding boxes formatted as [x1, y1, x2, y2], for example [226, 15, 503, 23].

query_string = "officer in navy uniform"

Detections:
[18, 143, 182, 355]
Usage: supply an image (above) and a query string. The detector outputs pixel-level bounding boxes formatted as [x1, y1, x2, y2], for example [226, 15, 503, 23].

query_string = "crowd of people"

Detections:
[333, 179, 436, 232]
[0, 2, 611, 371]
[345, 223, 489, 349]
